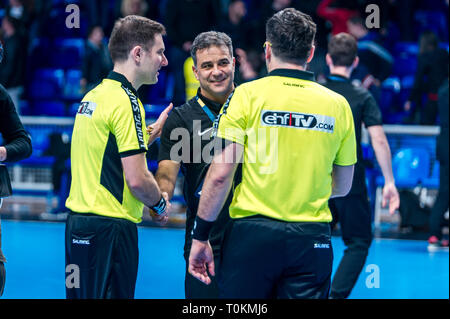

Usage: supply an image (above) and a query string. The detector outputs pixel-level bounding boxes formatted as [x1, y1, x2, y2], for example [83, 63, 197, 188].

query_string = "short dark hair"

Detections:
[190, 31, 233, 66]
[328, 33, 358, 67]
[265, 8, 316, 65]
[108, 15, 166, 63]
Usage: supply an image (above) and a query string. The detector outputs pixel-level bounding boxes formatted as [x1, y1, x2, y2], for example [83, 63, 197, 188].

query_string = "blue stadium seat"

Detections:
[392, 147, 430, 188]
[64, 69, 83, 100]
[379, 77, 403, 123]
[423, 160, 440, 188]
[32, 101, 67, 117]
[28, 38, 52, 70]
[51, 38, 84, 69]
[28, 69, 65, 100]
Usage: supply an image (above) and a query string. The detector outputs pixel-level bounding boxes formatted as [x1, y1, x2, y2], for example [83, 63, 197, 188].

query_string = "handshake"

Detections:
[143, 102, 174, 226]
[144, 191, 171, 226]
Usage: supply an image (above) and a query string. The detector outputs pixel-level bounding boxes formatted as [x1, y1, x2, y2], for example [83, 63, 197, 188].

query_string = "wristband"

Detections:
[191, 216, 214, 241]
[150, 195, 167, 216]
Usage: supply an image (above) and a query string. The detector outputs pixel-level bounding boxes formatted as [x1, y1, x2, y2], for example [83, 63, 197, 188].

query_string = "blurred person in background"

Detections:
[316, 0, 359, 35]
[0, 41, 32, 297]
[163, 0, 221, 106]
[346, 15, 393, 102]
[217, 0, 263, 83]
[0, 15, 27, 114]
[404, 31, 449, 125]
[81, 26, 113, 93]
[83, 0, 115, 36]
[324, 33, 399, 298]
[427, 78, 449, 252]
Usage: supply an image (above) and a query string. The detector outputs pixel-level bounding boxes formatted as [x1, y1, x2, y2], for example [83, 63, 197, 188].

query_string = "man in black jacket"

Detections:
[428, 79, 449, 251]
[324, 33, 399, 299]
[404, 31, 449, 125]
[0, 41, 33, 297]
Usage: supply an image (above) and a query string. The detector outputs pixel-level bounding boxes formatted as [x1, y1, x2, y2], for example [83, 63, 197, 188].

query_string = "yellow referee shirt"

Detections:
[216, 69, 356, 222]
[66, 72, 149, 223]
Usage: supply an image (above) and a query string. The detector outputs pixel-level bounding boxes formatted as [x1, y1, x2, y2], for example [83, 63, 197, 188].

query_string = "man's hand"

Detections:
[188, 239, 215, 285]
[404, 100, 411, 112]
[0, 146, 6, 162]
[382, 182, 400, 215]
[146, 192, 171, 226]
[147, 103, 173, 146]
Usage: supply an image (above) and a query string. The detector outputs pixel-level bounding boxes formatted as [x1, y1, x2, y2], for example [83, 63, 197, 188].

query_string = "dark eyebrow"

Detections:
[200, 61, 213, 67]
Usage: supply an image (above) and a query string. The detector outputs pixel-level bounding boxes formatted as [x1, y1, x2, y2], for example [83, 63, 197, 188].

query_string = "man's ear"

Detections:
[265, 44, 271, 63]
[352, 56, 359, 69]
[192, 65, 199, 81]
[130, 45, 144, 63]
[306, 45, 315, 63]
[325, 53, 333, 67]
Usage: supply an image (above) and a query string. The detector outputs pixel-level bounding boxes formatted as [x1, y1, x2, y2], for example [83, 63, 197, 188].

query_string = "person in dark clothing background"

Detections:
[80, 26, 113, 93]
[427, 79, 449, 251]
[0, 41, 33, 297]
[404, 31, 449, 125]
[346, 16, 393, 102]
[0, 15, 27, 114]
[324, 33, 399, 299]
[163, 0, 221, 106]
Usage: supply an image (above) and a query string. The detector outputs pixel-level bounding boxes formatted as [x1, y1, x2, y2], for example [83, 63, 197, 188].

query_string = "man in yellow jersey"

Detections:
[65, 15, 172, 299]
[188, 8, 357, 298]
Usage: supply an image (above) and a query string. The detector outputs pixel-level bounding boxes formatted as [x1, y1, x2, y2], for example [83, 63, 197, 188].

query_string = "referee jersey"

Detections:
[66, 71, 149, 223]
[215, 68, 356, 222]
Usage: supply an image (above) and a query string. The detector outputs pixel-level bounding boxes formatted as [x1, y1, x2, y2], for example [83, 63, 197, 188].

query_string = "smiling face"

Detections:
[140, 33, 168, 85]
[192, 45, 235, 103]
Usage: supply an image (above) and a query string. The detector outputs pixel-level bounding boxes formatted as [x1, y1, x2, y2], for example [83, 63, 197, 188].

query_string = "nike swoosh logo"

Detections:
[197, 127, 213, 136]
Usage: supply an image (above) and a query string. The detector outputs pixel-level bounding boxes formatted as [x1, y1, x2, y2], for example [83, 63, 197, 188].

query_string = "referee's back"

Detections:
[216, 68, 356, 223]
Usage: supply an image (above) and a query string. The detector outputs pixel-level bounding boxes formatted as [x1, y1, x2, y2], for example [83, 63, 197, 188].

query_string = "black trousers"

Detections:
[218, 216, 333, 299]
[328, 194, 373, 299]
[0, 261, 5, 297]
[65, 212, 139, 299]
[430, 161, 449, 239]
[185, 258, 220, 299]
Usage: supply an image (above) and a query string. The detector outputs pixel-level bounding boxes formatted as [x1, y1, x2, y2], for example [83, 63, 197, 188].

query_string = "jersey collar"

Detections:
[196, 88, 223, 114]
[327, 74, 350, 82]
[107, 71, 139, 96]
[267, 68, 315, 82]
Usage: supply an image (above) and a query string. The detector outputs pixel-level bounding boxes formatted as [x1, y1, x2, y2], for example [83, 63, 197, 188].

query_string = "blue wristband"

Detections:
[150, 196, 166, 216]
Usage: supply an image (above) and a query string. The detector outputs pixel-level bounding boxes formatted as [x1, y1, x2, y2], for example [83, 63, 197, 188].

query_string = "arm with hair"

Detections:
[189, 141, 243, 285]
[368, 125, 399, 214]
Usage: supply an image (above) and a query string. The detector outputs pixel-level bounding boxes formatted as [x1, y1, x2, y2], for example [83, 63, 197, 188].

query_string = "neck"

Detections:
[329, 66, 351, 78]
[200, 86, 234, 105]
[267, 58, 307, 73]
[113, 63, 141, 91]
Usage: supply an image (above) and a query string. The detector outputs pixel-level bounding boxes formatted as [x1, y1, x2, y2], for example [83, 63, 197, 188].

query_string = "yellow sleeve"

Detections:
[215, 86, 248, 145]
[109, 94, 148, 157]
[334, 98, 357, 166]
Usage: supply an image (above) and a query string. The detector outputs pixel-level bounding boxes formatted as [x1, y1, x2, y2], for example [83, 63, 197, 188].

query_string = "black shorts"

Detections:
[65, 212, 138, 299]
[218, 216, 333, 299]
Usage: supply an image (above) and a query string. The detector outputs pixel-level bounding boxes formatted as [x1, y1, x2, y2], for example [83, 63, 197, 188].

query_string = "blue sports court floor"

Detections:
[0, 220, 448, 299]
